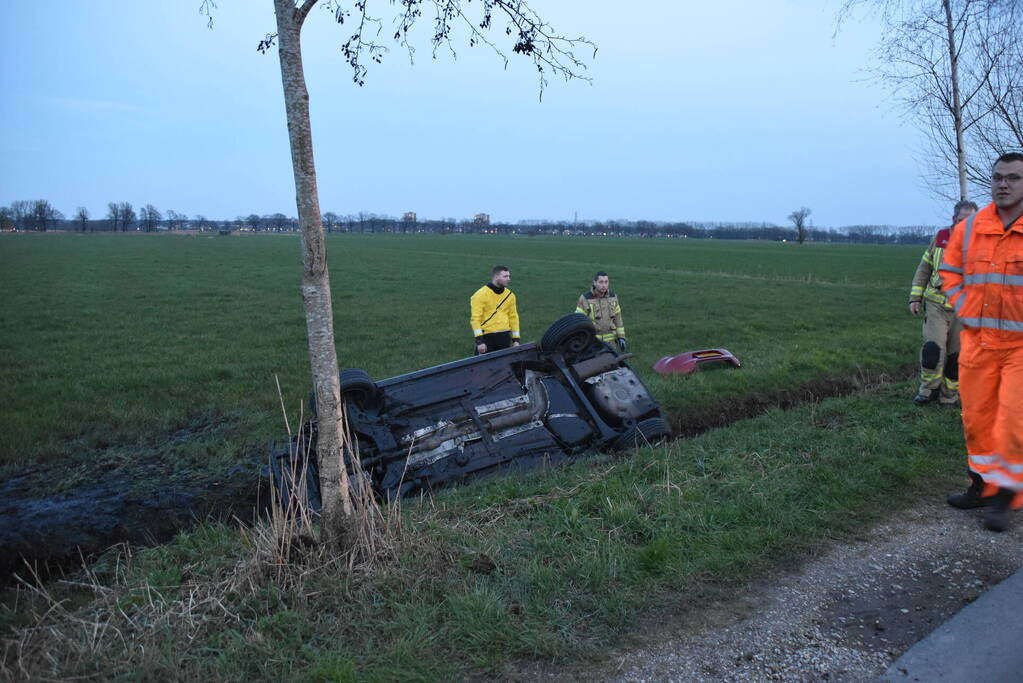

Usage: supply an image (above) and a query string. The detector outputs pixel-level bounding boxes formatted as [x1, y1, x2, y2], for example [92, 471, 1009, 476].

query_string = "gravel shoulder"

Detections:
[522, 496, 1023, 682]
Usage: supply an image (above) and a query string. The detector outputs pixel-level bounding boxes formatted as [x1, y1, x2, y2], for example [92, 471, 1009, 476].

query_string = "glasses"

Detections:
[992, 173, 1023, 184]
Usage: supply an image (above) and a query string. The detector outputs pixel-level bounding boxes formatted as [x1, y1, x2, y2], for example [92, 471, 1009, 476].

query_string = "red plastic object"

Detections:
[652, 349, 742, 376]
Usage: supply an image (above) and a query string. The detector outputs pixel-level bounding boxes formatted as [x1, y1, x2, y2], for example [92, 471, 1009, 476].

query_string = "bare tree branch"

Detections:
[838, 0, 1016, 201]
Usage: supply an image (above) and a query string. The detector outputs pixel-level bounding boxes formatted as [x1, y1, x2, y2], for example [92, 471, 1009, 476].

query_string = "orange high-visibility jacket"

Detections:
[939, 203, 1023, 349]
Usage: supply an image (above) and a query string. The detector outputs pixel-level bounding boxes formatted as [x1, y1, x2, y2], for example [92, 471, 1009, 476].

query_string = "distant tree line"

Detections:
[0, 199, 938, 244]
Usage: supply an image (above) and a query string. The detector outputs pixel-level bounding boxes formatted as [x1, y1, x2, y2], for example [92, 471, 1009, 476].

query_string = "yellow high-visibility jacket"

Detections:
[470, 283, 520, 340]
[910, 227, 953, 309]
[575, 289, 625, 343]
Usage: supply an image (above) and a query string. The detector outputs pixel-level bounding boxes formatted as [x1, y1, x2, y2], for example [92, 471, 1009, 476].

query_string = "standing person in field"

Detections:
[576, 271, 626, 352]
[470, 265, 521, 355]
[940, 152, 1023, 532]
[908, 200, 979, 405]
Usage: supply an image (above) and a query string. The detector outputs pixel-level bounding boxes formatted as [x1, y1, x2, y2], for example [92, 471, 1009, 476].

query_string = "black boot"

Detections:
[982, 488, 1015, 532]
[947, 471, 988, 509]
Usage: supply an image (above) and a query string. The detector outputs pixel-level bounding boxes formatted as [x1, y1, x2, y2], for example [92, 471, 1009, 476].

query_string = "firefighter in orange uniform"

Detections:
[940, 152, 1023, 531]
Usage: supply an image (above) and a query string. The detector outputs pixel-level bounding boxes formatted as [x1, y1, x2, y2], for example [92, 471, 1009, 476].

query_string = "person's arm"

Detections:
[575, 294, 588, 315]
[470, 290, 487, 352]
[939, 227, 966, 315]
[908, 238, 936, 315]
[508, 294, 520, 346]
[611, 298, 626, 351]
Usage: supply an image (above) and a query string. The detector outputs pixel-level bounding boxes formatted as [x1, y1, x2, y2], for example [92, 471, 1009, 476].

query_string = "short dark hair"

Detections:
[593, 271, 608, 281]
[953, 200, 978, 216]
[994, 152, 1023, 166]
[491, 265, 509, 277]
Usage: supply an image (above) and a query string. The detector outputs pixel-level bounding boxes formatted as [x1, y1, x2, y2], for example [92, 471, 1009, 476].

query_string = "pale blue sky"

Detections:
[1, 1, 959, 227]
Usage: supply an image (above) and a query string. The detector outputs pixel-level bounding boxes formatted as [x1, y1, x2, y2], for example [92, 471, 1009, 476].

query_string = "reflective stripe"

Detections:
[943, 377, 959, 390]
[574, 307, 586, 314]
[953, 296, 965, 314]
[958, 317, 1023, 332]
[968, 468, 1023, 491]
[964, 273, 1023, 286]
[473, 328, 483, 336]
[939, 264, 964, 274]
[945, 284, 962, 298]
[969, 454, 1023, 473]
[962, 214, 975, 266]
[512, 330, 520, 338]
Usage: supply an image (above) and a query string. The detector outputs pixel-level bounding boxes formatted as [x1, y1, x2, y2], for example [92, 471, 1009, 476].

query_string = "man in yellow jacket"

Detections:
[940, 152, 1023, 531]
[470, 265, 520, 354]
[908, 200, 978, 405]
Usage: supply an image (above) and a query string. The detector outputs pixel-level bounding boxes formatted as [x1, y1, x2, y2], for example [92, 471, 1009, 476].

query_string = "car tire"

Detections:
[340, 368, 378, 409]
[307, 368, 379, 416]
[539, 313, 596, 358]
[613, 417, 672, 451]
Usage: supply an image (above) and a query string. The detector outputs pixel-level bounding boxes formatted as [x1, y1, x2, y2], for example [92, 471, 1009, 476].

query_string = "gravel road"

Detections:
[528, 497, 1022, 682]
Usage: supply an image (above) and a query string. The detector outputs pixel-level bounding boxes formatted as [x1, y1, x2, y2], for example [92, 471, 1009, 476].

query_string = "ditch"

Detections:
[0, 363, 914, 585]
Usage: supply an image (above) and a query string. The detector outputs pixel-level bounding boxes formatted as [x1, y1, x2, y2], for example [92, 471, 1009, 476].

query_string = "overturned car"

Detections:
[271, 314, 670, 505]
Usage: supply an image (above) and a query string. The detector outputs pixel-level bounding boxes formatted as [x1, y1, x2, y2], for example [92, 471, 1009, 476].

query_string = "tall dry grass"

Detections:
[1, 386, 413, 681]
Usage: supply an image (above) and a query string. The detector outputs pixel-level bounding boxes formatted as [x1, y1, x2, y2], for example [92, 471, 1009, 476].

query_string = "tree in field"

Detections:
[839, 0, 1018, 201]
[0, 206, 14, 231]
[75, 207, 90, 232]
[10, 200, 31, 231]
[194, 214, 208, 230]
[119, 202, 137, 231]
[788, 207, 812, 244]
[106, 202, 119, 231]
[266, 212, 289, 232]
[108, 201, 137, 231]
[201, 0, 592, 542]
[322, 211, 339, 234]
[165, 209, 187, 230]
[31, 200, 63, 231]
[139, 204, 163, 232]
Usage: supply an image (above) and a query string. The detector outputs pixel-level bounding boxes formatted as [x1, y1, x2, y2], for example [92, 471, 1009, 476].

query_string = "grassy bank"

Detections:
[0, 232, 924, 468]
[2, 379, 965, 680]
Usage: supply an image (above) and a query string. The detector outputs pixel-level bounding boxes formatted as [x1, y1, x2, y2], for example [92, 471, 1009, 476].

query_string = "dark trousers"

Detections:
[475, 331, 512, 355]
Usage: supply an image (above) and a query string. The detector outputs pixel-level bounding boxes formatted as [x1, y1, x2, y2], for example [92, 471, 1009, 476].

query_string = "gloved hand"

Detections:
[617, 339, 627, 353]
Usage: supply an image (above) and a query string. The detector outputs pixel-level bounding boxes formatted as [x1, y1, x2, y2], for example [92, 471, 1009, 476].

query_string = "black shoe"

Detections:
[947, 471, 987, 509]
[983, 488, 1015, 532]
[913, 392, 932, 405]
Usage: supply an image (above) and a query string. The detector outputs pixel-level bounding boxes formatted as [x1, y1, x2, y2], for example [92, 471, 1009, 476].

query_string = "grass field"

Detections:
[1, 232, 924, 468]
[1, 232, 970, 680]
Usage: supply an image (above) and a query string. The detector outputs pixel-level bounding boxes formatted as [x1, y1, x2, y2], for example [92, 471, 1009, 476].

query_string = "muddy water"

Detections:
[0, 454, 263, 583]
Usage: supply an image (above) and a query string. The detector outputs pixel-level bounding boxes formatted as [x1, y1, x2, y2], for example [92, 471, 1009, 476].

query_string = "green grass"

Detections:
[1, 232, 970, 680]
[2, 380, 966, 680]
[0, 232, 924, 467]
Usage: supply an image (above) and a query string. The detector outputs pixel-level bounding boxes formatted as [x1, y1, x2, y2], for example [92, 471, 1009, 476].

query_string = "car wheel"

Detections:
[340, 368, 378, 408]
[308, 368, 379, 416]
[613, 417, 671, 451]
[540, 313, 596, 358]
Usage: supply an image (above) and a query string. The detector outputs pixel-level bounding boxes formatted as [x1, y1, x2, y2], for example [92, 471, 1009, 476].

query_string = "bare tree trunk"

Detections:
[273, 0, 353, 538]
[943, 0, 969, 201]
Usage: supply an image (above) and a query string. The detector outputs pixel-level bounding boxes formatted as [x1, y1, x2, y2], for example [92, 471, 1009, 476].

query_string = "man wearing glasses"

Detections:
[940, 152, 1023, 531]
